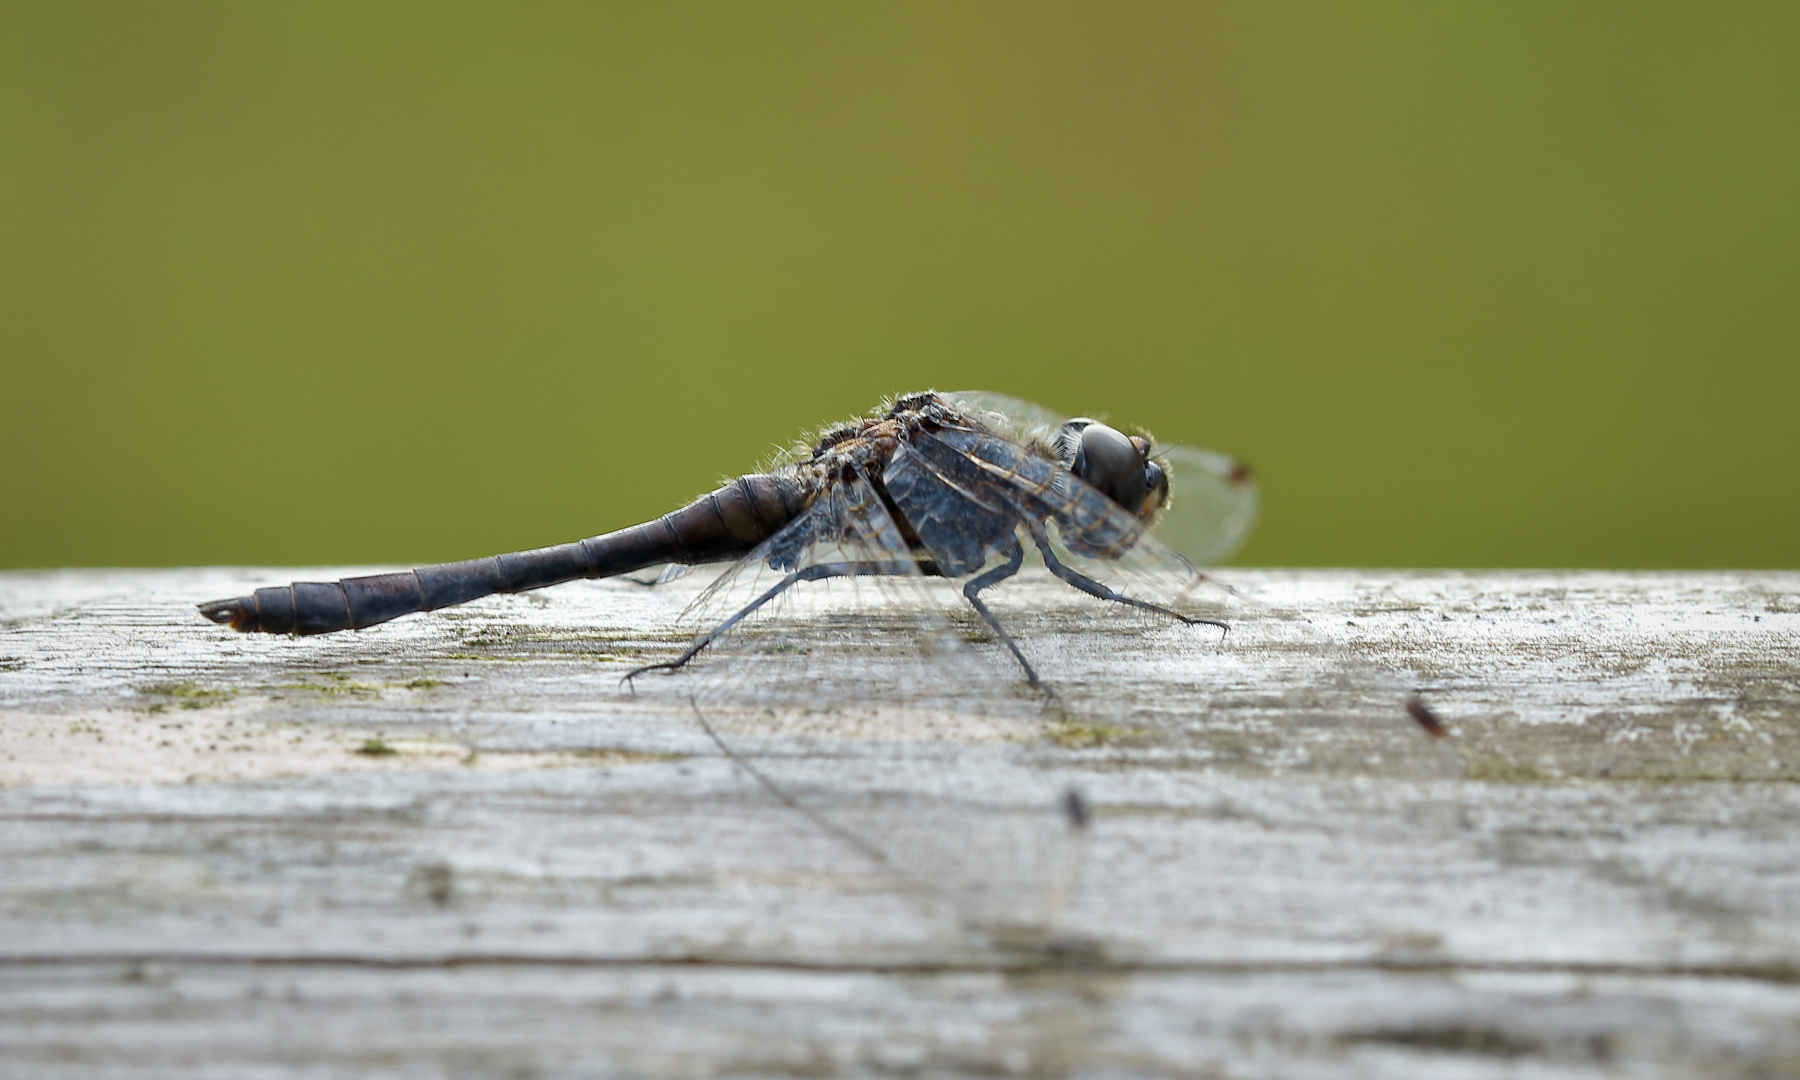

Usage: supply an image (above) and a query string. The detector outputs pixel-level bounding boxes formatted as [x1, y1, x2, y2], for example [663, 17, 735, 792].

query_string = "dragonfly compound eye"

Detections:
[1072, 422, 1149, 514]
[1141, 459, 1169, 522]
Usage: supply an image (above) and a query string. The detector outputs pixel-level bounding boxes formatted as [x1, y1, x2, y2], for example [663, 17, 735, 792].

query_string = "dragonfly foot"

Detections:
[1178, 616, 1229, 639]
[620, 658, 691, 689]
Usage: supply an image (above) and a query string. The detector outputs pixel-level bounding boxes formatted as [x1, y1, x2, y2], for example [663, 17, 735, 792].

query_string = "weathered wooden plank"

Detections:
[0, 568, 1796, 1078]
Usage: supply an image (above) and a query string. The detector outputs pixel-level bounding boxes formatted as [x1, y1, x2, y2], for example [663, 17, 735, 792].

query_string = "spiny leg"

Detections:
[1028, 524, 1229, 634]
[959, 541, 1045, 690]
[623, 559, 917, 685]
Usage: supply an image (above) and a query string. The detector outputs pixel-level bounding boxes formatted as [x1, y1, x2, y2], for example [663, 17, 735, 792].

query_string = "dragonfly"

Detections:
[198, 390, 1261, 935]
[198, 389, 1258, 688]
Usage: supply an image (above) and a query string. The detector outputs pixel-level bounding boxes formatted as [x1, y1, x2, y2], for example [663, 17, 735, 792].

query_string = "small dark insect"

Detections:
[198, 391, 1258, 690]
[1405, 695, 1450, 738]
[1062, 788, 1091, 829]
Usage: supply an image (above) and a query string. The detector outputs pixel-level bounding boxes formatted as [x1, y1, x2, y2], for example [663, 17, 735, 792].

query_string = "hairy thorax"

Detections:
[805, 393, 977, 484]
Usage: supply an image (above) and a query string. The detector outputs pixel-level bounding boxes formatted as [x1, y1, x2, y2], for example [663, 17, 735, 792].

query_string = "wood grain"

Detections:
[1, 567, 1796, 1078]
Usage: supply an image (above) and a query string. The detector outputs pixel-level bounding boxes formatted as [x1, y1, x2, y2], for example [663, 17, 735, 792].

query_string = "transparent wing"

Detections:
[1152, 445, 1259, 566]
[942, 389, 1069, 445]
[904, 420, 1461, 784]
[944, 389, 1259, 565]
[628, 471, 1087, 941]
[617, 562, 697, 587]
[653, 562, 697, 585]
[906, 423, 1242, 622]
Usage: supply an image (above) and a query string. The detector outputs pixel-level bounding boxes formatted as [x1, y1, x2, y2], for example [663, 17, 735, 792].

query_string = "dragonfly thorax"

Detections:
[810, 392, 1170, 523]
[808, 416, 904, 479]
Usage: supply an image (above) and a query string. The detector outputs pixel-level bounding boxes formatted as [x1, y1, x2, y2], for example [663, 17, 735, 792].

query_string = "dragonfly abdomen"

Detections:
[198, 472, 814, 635]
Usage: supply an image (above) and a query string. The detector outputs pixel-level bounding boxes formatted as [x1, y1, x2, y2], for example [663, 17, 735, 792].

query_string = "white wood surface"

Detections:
[1, 567, 1796, 1078]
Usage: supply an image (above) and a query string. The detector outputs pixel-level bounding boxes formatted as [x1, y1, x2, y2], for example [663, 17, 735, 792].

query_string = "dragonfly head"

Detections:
[1060, 420, 1164, 522]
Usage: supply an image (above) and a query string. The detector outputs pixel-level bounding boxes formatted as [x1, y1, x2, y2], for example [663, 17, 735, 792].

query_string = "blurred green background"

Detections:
[2, 2, 1795, 570]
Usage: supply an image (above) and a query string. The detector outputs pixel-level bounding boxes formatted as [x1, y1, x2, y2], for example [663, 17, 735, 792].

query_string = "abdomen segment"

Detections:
[198, 472, 811, 635]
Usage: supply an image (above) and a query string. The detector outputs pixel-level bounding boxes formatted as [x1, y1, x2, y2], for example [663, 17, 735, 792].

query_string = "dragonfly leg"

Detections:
[960, 542, 1045, 689]
[1027, 525, 1229, 634]
[622, 559, 917, 685]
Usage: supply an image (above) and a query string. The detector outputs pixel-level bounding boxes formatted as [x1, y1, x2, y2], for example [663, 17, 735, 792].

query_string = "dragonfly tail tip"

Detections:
[197, 597, 253, 631]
